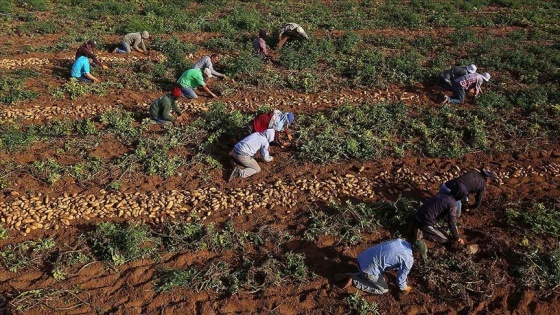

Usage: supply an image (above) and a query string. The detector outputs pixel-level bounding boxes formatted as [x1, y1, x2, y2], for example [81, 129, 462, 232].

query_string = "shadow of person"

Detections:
[282, 239, 356, 286]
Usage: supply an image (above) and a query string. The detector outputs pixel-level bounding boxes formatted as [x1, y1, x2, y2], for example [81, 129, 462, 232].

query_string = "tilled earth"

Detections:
[1, 33, 559, 314]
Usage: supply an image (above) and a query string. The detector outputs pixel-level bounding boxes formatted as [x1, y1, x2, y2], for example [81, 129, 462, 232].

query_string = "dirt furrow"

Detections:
[1, 162, 557, 235]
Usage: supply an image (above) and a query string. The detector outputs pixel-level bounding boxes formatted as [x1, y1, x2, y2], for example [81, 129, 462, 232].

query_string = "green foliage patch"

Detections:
[304, 199, 417, 244]
[0, 238, 56, 272]
[513, 245, 560, 294]
[87, 222, 160, 266]
[505, 202, 560, 237]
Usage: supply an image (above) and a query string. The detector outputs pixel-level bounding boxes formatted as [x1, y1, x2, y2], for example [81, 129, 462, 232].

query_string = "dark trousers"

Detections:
[451, 81, 465, 103]
[440, 76, 452, 91]
[407, 217, 450, 244]
[75, 76, 93, 83]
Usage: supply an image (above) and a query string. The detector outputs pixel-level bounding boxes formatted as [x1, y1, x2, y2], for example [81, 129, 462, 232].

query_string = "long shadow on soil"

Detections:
[286, 239, 356, 284]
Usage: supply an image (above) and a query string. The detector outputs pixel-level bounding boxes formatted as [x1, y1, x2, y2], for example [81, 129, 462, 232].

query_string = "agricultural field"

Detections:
[0, 0, 559, 314]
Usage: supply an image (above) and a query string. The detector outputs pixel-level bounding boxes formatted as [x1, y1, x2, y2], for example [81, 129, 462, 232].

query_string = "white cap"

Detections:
[203, 68, 213, 78]
[466, 64, 477, 73]
[481, 72, 491, 81]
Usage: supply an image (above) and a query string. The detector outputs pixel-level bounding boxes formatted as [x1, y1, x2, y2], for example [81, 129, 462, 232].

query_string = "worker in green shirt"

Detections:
[177, 68, 217, 99]
[149, 88, 183, 124]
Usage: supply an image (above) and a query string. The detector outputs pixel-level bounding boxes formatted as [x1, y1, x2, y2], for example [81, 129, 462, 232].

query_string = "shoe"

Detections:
[228, 167, 241, 182]
[111, 47, 118, 54]
[440, 95, 449, 104]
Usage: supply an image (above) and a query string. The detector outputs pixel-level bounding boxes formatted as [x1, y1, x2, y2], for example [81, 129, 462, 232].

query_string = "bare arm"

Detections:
[84, 72, 100, 83]
[201, 85, 217, 98]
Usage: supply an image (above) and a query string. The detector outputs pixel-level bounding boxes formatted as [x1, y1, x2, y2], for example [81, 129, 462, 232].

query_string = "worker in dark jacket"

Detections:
[440, 64, 476, 90]
[149, 87, 183, 124]
[408, 181, 467, 246]
[75, 40, 107, 69]
[440, 169, 496, 214]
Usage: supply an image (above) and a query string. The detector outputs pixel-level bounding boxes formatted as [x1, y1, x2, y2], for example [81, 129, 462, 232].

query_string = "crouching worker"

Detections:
[442, 72, 491, 104]
[277, 22, 309, 50]
[335, 239, 427, 295]
[76, 39, 108, 69]
[229, 129, 275, 181]
[177, 68, 218, 99]
[245, 110, 294, 147]
[440, 169, 497, 214]
[149, 87, 183, 124]
[440, 64, 476, 91]
[113, 31, 150, 54]
[407, 181, 467, 247]
[70, 56, 100, 83]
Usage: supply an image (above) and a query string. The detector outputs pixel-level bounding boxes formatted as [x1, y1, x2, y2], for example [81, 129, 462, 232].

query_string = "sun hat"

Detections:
[466, 64, 477, 73]
[481, 72, 491, 81]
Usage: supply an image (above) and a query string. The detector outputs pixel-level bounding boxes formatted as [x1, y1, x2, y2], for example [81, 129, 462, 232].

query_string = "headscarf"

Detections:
[273, 112, 294, 132]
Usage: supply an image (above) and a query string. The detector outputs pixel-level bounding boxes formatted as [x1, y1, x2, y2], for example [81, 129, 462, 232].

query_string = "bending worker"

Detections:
[335, 239, 427, 295]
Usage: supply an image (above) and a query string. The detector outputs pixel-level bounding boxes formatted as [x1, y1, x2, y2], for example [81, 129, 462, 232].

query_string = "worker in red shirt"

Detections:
[75, 40, 107, 69]
[244, 110, 294, 147]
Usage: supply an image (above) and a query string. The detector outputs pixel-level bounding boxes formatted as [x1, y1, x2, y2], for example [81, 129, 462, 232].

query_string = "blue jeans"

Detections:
[115, 41, 131, 54]
[74, 76, 93, 83]
[449, 82, 465, 103]
[151, 117, 171, 124]
[180, 86, 198, 99]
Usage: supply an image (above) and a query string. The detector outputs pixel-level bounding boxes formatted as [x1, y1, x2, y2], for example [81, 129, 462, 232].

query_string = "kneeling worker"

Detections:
[335, 238, 427, 295]
[229, 129, 275, 181]
[149, 87, 183, 124]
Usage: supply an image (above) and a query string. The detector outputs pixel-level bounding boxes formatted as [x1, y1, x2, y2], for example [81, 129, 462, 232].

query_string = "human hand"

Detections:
[401, 286, 412, 296]
[102, 65, 109, 70]
[287, 134, 293, 141]
[456, 238, 465, 246]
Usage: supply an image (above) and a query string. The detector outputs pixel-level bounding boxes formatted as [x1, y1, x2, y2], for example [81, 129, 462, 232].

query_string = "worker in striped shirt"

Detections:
[442, 72, 490, 104]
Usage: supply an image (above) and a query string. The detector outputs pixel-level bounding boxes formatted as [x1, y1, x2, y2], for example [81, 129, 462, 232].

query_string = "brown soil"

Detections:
[1, 28, 559, 315]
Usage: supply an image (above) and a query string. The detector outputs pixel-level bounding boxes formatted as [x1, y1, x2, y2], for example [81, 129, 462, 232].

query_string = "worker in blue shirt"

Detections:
[335, 238, 427, 295]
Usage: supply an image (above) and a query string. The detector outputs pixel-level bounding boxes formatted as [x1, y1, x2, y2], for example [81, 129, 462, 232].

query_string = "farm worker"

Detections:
[193, 54, 226, 79]
[75, 40, 107, 69]
[245, 110, 294, 147]
[442, 72, 491, 104]
[177, 68, 218, 99]
[440, 64, 476, 91]
[149, 87, 183, 124]
[277, 23, 309, 50]
[335, 239, 427, 295]
[253, 29, 270, 58]
[440, 169, 496, 215]
[70, 56, 100, 83]
[112, 31, 150, 54]
[408, 182, 467, 246]
[229, 129, 275, 181]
